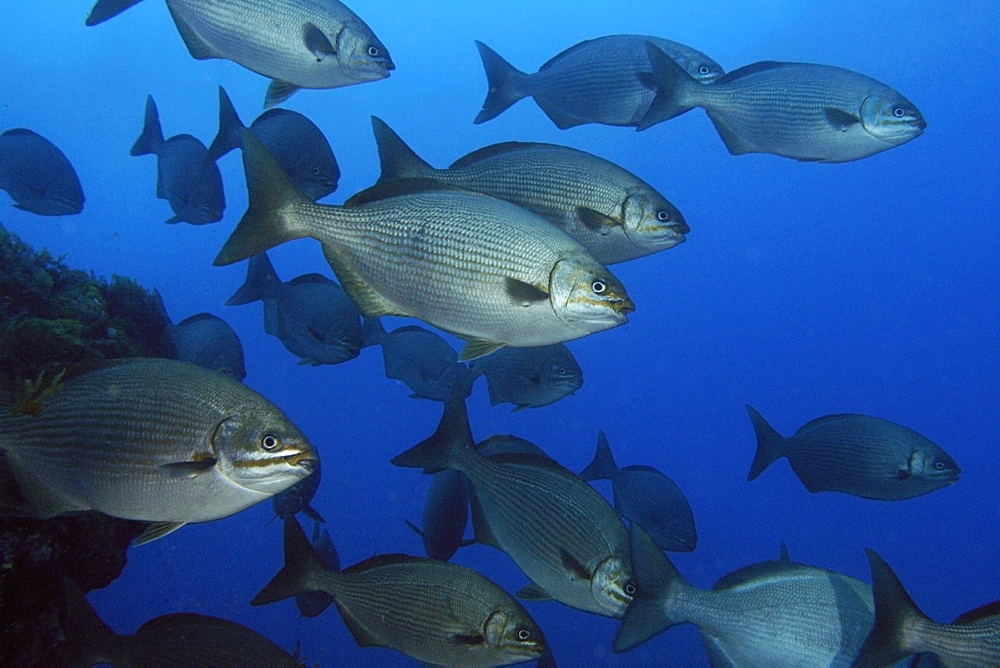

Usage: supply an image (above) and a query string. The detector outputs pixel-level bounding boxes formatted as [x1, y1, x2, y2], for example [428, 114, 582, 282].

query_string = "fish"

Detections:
[253, 517, 548, 666]
[474, 35, 723, 128]
[86, 0, 394, 107]
[392, 393, 634, 617]
[371, 117, 688, 265]
[130, 95, 225, 225]
[856, 548, 1000, 667]
[746, 405, 960, 500]
[579, 430, 697, 552]
[227, 252, 363, 366]
[206, 86, 340, 201]
[296, 522, 340, 619]
[469, 344, 583, 411]
[615, 524, 875, 665]
[166, 312, 246, 381]
[362, 318, 471, 401]
[0, 358, 316, 538]
[272, 456, 324, 524]
[0, 129, 85, 216]
[214, 131, 634, 361]
[642, 43, 926, 160]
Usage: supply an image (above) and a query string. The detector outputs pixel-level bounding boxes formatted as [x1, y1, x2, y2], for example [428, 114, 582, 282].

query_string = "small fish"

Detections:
[470, 344, 583, 411]
[214, 132, 634, 361]
[642, 44, 926, 160]
[371, 117, 687, 265]
[0, 129, 84, 216]
[131, 95, 225, 225]
[856, 549, 1000, 667]
[579, 430, 697, 552]
[227, 252, 363, 366]
[296, 522, 340, 618]
[166, 312, 246, 381]
[86, 0, 394, 107]
[272, 456, 324, 524]
[253, 517, 548, 666]
[474, 35, 723, 128]
[362, 318, 471, 401]
[207, 86, 339, 201]
[746, 406, 960, 500]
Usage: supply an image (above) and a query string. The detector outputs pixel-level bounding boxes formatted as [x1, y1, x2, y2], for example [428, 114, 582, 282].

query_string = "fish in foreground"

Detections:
[86, 0, 394, 107]
[392, 393, 634, 617]
[227, 252, 363, 366]
[745, 405, 960, 500]
[362, 318, 471, 401]
[642, 43, 926, 160]
[855, 548, 1000, 667]
[0, 129, 84, 216]
[296, 522, 340, 618]
[371, 117, 688, 265]
[470, 344, 583, 411]
[579, 430, 697, 552]
[0, 358, 315, 540]
[253, 517, 548, 666]
[207, 86, 340, 200]
[167, 312, 246, 380]
[214, 132, 634, 361]
[615, 524, 875, 665]
[131, 95, 224, 225]
[474, 35, 723, 128]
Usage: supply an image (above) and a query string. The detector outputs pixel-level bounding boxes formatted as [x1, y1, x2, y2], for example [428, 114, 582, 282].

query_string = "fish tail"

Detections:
[854, 548, 928, 668]
[371, 117, 433, 182]
[213, 130, 311, 266]
[360, 317, 386, 348]
[205, 85, 245, 164]
[130, 95, 164, 156]
[57, 578, 129, 667]
[225, 252, 281, 305]
[85, 0, 145, 26]
[251, 517, 334, 607]
[390, 392, 475, 473]
[745, 405, 785, 481]
[578, 429, 619, 481]
[637, 42, 698, 131]
[473, 41, 529, 124]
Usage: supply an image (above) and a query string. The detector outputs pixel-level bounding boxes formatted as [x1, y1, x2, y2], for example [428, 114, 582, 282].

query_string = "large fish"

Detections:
[207, 86, 340, 200]
[362, 318, 471, 401]
[579, 430, 697, 552]
[253, 517, 548, 666]
[86, 0, 394, 107]
[295, 522, 339, 619]
[856, 549, 1000, 667]
[0, 129, 84, 216]
[392, 394, 634, 617]
[616, 524, 875, 666]
[131, 95, 225, 225]
[642, 43, 926, 160]
[0, 358, 316, 535]
[214, 132, 634, 361]
[746, 406, 960, 500]
[474, 35, 723, 128]
[372, 117, 688, 264]
[166, 312, 246, 381]
[470, 344, 583, 411]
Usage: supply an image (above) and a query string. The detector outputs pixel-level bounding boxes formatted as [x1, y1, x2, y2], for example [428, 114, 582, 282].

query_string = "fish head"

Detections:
[212, 413, 317, 495]
[591, 555, 636, 617]
[860, 93, 926, 144]
[483, 609, 548, 663]
[622, 190, 689, 252]
[907, 447, 961, 487]
[292, 152, 339, 198]
[336, 22, 395, 82]
[549, 258, 634, 332]
[675, 55, 725, 83]
[541, 356, 584, 394]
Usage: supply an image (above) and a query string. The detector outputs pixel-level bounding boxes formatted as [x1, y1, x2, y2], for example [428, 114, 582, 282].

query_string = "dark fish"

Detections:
[642, 44, 926, 160]
[272, 456, 324, 524]
[166, 312, 246, 381]
[131, 95, 225, 225]
[474, 35, 723, 128]
[746, 406, 960, 500]
[86, 0, 394, 107]
[856, 549, 1000, 667]
[371, 117, 687, 265]
[470, 344, 583, 411]
[392, 393, 634, 617]
[253, 517, 548, 666]
[296, 522, 340, 618]
[0, 129, 84, 216]
[207, 86, 339, 201]
[362, 318, 471, 401]
[227, 252, 363, 366]
[579, 430, 696, 552]
[615, 524, 874, 665]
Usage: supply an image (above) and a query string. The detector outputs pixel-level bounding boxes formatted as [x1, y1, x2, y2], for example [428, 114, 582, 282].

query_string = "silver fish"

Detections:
[167, 312, 246, 381]
[214, 132, 634, 361]
[0, 129, 84, 216]
[642, 44, 926, 160]
[372, 117, 687, 264]
[470, 344, 583, 411]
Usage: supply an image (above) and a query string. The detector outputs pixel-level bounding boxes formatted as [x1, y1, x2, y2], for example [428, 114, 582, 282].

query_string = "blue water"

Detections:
[4, 1, 999, 665]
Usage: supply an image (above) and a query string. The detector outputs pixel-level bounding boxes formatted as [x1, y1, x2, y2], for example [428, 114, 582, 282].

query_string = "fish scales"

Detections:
[912, 620, 1000, 664]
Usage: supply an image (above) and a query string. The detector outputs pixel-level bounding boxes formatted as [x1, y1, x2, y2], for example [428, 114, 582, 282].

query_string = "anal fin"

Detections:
[320, 244, 406, 318]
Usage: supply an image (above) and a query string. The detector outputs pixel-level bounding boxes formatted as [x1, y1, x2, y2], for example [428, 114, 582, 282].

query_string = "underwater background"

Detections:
[3, 0, 998, 664]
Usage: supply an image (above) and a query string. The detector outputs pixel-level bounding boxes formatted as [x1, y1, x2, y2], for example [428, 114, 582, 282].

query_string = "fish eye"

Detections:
[367, 45, 380, 57]
[934, 460, 946, 470]
[517, 629, 530, 641]
[311, 166, 321, 176]
[893, 106, 906, 118]
[698, 65, 710, 75]
[591, 280, 607, 294]
[625, 582, 637, 596]
[656, 210, 672, 222]
[261, 434, 281, 451]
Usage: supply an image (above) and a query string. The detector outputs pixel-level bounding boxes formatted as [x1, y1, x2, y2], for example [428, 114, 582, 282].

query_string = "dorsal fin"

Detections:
[344, 178, 465, 207]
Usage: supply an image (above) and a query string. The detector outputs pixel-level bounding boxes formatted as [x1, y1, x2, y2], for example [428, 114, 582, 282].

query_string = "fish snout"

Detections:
[669, 219, 691, 235]
[291, 453, 318, 472]
[612, 296, 636, 317]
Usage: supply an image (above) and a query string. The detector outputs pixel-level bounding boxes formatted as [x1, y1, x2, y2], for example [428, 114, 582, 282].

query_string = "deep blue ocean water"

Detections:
[4, 1, 999, 665]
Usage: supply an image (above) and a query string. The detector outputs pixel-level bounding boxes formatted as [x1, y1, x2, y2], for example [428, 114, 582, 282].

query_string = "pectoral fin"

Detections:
[160, 458, 217, 478]
[576, 207, 621, 235]
[517, 582, 554, 601]
[459, 339, 506, 362]
[560, 548, 593, 581]
[824, 107, 861, 131]
[505, 277, 549, 305]
[303, 23, 337, 59]
[448, 633, 485, 646]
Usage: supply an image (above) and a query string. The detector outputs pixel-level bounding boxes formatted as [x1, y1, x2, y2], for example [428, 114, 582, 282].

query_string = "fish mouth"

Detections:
[611, 297, 636, 317]
[289, 454, 318, 472]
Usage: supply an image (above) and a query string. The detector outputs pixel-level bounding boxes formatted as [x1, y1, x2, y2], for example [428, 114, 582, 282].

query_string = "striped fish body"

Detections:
[0, 359, 314, 523]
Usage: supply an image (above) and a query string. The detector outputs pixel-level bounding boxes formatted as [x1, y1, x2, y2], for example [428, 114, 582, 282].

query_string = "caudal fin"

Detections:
[85, 0, 145, 26]
[855, 548, 928, 668]
[371, 117, 434, 182]
[473, 41, 529, 124]
[745, 405, 786, 481]
[130, 95, 164, 156]
[225, 252, 281, 306]
[637, 42, 698, 131]
[390, 391, 475, 473]
[205, 85, 246, 164]
[578, 429, 619, 482]
[251, 517, 331, 606]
